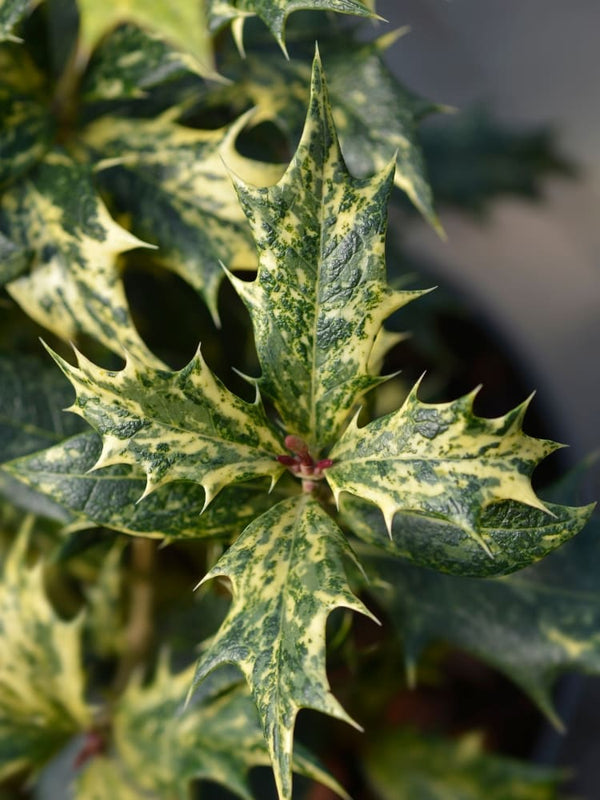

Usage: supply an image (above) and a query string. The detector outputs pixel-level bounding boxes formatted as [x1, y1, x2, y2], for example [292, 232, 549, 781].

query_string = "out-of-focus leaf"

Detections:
[77, 0, 213, 77]
[83, 112, 284, 319]
[1, 151, 163, 367]
[365, 729, 563, 800]
[5, 431, 280, 539]
[194, 495, 372, 800]
[341, 494, 593, 577]
[0, 230, 31, 285]
[0, 45, 53, 188]
[0, 525, 91, 780]
[0, 0, 30, 42]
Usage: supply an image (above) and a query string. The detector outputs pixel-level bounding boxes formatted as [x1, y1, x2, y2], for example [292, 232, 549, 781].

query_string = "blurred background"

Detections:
[376, 1, 600, 796]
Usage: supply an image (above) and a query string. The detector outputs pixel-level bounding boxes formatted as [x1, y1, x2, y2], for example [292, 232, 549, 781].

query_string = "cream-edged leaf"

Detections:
[0, 526, 91, 780]
[341, 495, 593, 577]
[230, 51, 425, 448]
[365, 729, 563, 800]
[83, 112, 284, 319]
[5, 431, 280, 539]
[327, 384, 561, 550]
[1, 151, 164, 367]
[47, 346, 285, 505]
[0, 45, 53, 187]
[193, 494, 372, 800]
[207, 0, 374, 53]
[77, 0, 213, 77]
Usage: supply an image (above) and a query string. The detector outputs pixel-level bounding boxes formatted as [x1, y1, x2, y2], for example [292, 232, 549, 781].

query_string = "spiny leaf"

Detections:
[0, 45, 54, 188]
[1, 151, 164, 367]
[193, 494, 373, 800]
[80, 22, 205, 102]
[47, 346, 285, 506]
[77, 0, 213, 78]
[327, 384, 561, 552]
[211, 23, 440, 226]
[0, 0, 30, 42]
[76, 660, 344, 800]
[5, 431, 281, 539]
[229, 51, 425, 449]
[368, 511, 600, 725]
[365, 729, 564, 800]
[0, 523, 91, 780]
[341, 495, 593, 577]
[83, 112, 285, 320]
[206, 0, 375, 54]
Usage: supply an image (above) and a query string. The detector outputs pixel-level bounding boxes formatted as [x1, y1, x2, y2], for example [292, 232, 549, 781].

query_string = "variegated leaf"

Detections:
[77, 0, 213, 78]
[229, 52, 425, 449]
[0, 0, 30, 42]
[1, 151, 164, 367]
[5, 431, 280, 539]
[212, 23, 440, 226]
[207, 0, 374, 53]
[341, 495, 593, 576]
[0, 45, 53, 188]
[368, 511, 600, 724]
[83, 112, 284, 319]
[0, 230, 30, 284]
[193, 494, 374, 800]
[80, 23, 203, 102]
[75, 661, 343, 800]
[327, 384, 561, 552]
[0, 525, 91, 780]
[47, 346, 285, 505]
[365, 730, 563, 800]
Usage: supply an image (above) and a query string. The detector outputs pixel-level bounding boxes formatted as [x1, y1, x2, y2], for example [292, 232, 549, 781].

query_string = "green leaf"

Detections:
[0, 230, 31, 284]
[77, 0, 213, 77]
[327, 385, 562, 557]
[83, 112, 285, 319]
[364, 729, 563, 800]
[368, 512, 600, 724]
[0, 524, 91, 780]
[229, 51, 424, 448]
[80, 22, 204, 103]
[193, 494, 373, 800]
[0, 0, 30, 42]
[212, 24, 440, 226]
[5, 431, 280, 539]
[0, 45, 54, 188]
[47, 346, 285, 506]
[207, 0, 375, 53]
[76, 660, 344, 800]
[341, 495, 593, 577]
[1, 151, 164, 367]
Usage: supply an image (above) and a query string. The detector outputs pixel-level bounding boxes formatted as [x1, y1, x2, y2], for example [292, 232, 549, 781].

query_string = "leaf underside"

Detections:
[229, 51, 425, 449]
[193, 495, 372, 800]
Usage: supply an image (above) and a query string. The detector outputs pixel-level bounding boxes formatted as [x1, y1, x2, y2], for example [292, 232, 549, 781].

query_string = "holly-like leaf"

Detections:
[229, 51, 425, 448]
[207, 0, 374, 53]
[5, 431, 280, 539]
[327, 385, 562, 555]
[1, 151, 164, 367]
[0, 45, 54, 188]
[77, 0, 213, 78]
[0, 0, 30, 42]
[80, 23, 204, 103]
[341, 495, 593, 577]
[368, 511, 600, 724]
[83, 112, 285, 319]
[0, 525, 91, 780]
[212, 24, 440, 226]
[364, 730, 563, 800]
[75, 660, 344, 800]
[193, 494, 374, 800]
[47, 346, 285, 506]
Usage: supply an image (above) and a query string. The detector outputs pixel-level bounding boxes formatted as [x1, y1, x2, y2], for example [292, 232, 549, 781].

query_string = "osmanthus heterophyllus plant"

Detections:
[30, 56, 592, 800]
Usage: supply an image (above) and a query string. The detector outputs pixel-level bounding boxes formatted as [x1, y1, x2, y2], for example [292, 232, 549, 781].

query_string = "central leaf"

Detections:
[230, 51, 425, 450]
[193, 494, 374, 800]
